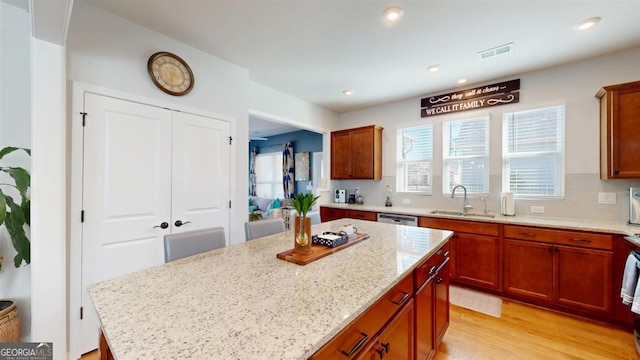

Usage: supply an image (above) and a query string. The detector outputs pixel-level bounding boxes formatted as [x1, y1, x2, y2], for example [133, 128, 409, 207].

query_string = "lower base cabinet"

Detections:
[310, 240, 451, 360]
[356, 299, 415, 360]
[415, 242, 451, 360]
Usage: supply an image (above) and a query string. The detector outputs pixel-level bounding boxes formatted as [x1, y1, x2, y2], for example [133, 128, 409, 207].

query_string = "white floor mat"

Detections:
[450, 285, 503, 318]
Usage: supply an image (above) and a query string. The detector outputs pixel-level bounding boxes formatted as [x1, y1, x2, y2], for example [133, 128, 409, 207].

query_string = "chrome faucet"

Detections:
[451, 185, 473, 213]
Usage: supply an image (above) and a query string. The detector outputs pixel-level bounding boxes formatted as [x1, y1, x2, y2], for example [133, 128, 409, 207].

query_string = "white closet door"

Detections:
[171, 111, 231, 236]
[80, 93, 172, 354]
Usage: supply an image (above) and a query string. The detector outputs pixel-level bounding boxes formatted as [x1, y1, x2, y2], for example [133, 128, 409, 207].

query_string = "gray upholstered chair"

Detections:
[308, 211, 321, 225]
[245, 218, 285, 241]
[164, 227, 226, 262]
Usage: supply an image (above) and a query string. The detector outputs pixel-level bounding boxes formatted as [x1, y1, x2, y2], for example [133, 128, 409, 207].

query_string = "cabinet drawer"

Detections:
[310, 275, 413, 359]
[419, 217, 499, 237]
[320, 207, 348, 222]
[504, 225, 612, 250]
[415, 241, 451, 290]
[347, 210, 378, 221]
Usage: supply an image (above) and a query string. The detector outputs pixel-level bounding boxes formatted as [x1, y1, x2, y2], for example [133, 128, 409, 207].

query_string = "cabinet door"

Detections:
[415, 278, 434, 360]
[354, 299, 414, 360]
[320, 207, 348, 222]
[554, 245, 613, 314]
[454, 233, 501, 290]
[434, 261, 450, 348]
[504, 239, 553, 301]
[351, 126, 375, 179]
[611, 88, 640, 178]
[331, 130, 353, 178]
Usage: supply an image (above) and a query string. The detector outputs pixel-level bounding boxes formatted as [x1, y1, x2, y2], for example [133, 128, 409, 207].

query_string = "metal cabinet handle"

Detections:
[376, 348, 385, 359]
[392, 291, 409, 305]
[381, 342, 390, 353]
[153, 222, 169, 229]
[443, 250, 450, 257]
[518, 232, 537, 237]
[570, 238, 592, 243]
[174, 220, 192, 227]
[436, 278, 443, 284]
[425, 265, 437, 275]
[340, 332, 368, 357]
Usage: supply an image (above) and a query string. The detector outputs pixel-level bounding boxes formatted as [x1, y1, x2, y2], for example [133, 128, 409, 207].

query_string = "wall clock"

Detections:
[147, 51, 194, 96]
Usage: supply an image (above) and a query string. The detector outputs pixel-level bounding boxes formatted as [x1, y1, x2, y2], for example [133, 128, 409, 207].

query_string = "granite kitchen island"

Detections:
[89, 219, 453, 359]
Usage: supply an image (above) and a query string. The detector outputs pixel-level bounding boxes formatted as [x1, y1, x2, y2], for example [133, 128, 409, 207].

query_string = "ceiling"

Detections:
[80, 0, 640, 136]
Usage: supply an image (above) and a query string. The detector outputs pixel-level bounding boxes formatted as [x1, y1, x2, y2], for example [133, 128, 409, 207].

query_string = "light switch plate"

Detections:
[402, 199, 411, 204]
[530, 205, 545, 214]
[598, 192, 616, 204]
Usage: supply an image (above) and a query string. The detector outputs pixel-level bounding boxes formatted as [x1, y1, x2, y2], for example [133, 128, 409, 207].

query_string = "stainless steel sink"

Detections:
[430, 210, 495, 218]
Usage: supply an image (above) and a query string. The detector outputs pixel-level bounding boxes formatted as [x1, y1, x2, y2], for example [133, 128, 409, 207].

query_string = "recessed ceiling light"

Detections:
[458, 79, 467, 84]
[383, 6, 403, 21]
[343, 90, 353, 96]
[574, 17, 601, 31]
[428, 65, 440, 73]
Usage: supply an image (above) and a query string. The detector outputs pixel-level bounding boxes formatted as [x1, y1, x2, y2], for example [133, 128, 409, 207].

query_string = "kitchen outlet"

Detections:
[530, 205, 545, 214]
[402, 198, 411, 204]
[598, 192, 616, 204]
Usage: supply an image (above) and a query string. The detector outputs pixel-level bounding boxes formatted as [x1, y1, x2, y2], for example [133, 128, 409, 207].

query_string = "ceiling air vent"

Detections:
[478, 42, 514, 59]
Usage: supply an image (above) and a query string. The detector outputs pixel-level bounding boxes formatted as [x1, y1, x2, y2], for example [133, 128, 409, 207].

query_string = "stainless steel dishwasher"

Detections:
[377, 213, 418, 226]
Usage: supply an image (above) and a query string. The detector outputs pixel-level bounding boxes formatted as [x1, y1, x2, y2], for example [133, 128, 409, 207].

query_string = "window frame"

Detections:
[396, 123, 433, 194]
[502, 104, 565, 199]
[254, 151, 284, 199]
[442, 115, 490, 196]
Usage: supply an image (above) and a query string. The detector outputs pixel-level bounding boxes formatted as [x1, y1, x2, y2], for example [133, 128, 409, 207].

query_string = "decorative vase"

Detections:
[293, 216, 312, 255]
[0, 300, 21, 342]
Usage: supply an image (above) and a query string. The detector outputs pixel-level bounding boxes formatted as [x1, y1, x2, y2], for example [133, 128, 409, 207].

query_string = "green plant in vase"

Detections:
[290, 192, 319, 250]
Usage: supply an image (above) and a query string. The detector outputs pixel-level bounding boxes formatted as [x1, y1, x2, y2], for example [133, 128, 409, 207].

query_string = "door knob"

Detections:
[153, 222, 169, 229]
[174, 220, 192, 227]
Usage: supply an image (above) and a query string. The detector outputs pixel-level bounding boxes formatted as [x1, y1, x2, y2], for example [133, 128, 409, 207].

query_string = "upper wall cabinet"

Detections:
[596, 80, 640, 179]
[331, 125, 383, 180]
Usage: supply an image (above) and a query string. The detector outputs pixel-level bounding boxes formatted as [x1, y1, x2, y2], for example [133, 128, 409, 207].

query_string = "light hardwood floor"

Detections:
[436, 300, 637, 360]
[80, 300, 638, 360]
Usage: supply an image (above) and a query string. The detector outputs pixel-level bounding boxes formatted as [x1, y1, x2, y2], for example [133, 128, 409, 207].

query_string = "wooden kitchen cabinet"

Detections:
[356, 299, 414, 360]
[419, 217, 501, 291]
[331, 125, 383, 180]
[320, 207, 348, 222]
[320, 207, 377, 222]
[347, 209, 378, 222]
[309, 275, 413, 359]
[504, 225, 613, 315]
[415, 241, 450, 360]
[596, 80, 640, 179]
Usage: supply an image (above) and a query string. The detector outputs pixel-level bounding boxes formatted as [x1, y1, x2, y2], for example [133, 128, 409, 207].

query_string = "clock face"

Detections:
[147, 52, 194, 96]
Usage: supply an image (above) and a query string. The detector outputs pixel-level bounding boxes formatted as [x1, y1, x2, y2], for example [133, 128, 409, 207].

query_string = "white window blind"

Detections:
[442, 116, 490, 194]
[502, 105, 565, 198]
[255, 152, 284, 199]
[396, 124, 433, 193]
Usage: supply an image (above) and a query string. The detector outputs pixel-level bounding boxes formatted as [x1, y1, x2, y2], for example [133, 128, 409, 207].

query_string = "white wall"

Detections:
[0, 0, 32, 340]
[30, 37, 66, 360]
[336, 47, 640, 221]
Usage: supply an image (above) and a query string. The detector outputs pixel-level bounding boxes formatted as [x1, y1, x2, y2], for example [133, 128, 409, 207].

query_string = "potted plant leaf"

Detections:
[0, 146, 31, 342]
[290, 192, 319, 255]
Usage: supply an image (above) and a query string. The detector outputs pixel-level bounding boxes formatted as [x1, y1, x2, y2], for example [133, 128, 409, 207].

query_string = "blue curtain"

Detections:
[283, 142, 294, 199]
[249, 147, 257, 196]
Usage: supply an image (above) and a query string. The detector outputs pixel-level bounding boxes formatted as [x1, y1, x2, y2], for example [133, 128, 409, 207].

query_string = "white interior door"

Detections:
[80, 93, 172, 354]
[171, 111, 231, 236]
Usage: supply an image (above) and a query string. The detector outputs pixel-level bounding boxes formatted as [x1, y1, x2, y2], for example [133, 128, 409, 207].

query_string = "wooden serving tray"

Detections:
[276, 233, 370, 265]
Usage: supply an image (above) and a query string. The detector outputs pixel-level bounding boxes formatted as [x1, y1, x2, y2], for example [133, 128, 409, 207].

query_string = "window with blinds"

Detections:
[442, 116, 490, 194]
[255, 152, 285, 199]
[502, 104, 565, 198]
[396, 124, 433, 193]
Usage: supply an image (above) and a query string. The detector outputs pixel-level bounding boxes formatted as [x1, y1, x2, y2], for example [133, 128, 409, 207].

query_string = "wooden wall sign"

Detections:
[420, 79, 520, 117]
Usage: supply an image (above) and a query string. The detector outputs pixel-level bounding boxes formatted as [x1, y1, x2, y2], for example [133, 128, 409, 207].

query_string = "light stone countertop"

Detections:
[88, 219, 453, 360]
[322, 203, 640, 237]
